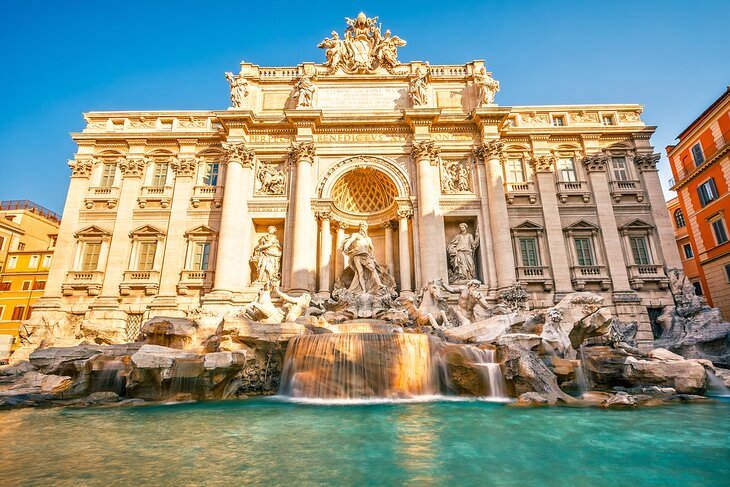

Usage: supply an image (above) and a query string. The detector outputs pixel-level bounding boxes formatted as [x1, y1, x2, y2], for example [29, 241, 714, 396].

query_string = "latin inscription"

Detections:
[317, 87, 407, 111]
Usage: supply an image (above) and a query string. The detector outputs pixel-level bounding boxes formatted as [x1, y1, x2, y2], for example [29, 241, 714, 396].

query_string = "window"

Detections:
[137, 242, 157, 271]
[683, 243, 693, 259]
[611, 157, 629, 181]
[11, 306, 25, 321]
[29, 255, 39, 268]
[151, 162, 168, 187]
[0, 235, 5, 251]
[203, 163, 219, 186]
[42, 255, 52, 268]
[674, 209, 685, 228]
[0, 306, 4, 319]
[100, 163, 116, 187]
[711, 218, 728, 245]
[557, 157, 577, 182]
[552, 116, 565, 127]
[629, 236, 652, 265]
[602, 115, 614, 126]
[519, 238, 540, 267]
[725, 264, 730, 282]
[21, 281, 31, 291]
[692, 281, 703, 296]
[506, 159, 525, 182]
[33, 280, 46, 290]
[81, 242, 101, 271]
[0, 282, 10, 291]
[697, 178, 719, 207]
[193, 242, 211, 271]
[691, 143, 705, 166]
[17, 242, 25, 251]
[7, 256, 17, 269]
[574, 238, 595, 266]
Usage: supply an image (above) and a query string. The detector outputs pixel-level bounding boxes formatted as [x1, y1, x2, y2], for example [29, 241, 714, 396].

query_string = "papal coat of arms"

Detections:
[317, 12, 407, 74]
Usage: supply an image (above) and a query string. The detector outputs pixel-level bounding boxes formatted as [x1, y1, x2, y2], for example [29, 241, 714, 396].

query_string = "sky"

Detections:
[1, 0, 728, 214]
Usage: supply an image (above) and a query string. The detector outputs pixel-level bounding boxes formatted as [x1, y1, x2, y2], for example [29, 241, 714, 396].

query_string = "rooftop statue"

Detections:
[224, 69, 249, 108]
[474, 67, 500, 106]
[317, 12, 407, 74]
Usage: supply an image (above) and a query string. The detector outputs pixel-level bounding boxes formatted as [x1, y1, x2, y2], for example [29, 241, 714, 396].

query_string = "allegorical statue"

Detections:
[447, 223, 480, 283]
[224, 70, 249, 108]
[341, 222, 386, 294]
[292, 75, 316, 108]
[438, 278, 489, 326]
[274, 287, 312, 323]
[251, 226, 282, 284]
[474, 67, 500, 106]
[243, 282, 285, 324]
[408, 67, 429, 106]
[317, 31, 346, 73]
[256, 163, 285, 195]
[442, 161, 471, 193]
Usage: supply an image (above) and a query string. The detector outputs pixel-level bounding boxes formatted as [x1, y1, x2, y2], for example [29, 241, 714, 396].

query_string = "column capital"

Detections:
[382, 220, 395, 229]
[634, 152, 660, 172]
[119, 156, 149, 178]
[411, 140, 440, 164]
[529, 155, 556, 173]
[397, 208, 414, 219]
[334, 220, 349, 231]
[582, 153, 608, 172]
[68, 158, 96, 178]
[474, 140, 504, 162]
[223, 141, 255, 167]
[315, 209, 332, 221]
[170, 156, 198, 178]
[288, 141, 316, 165]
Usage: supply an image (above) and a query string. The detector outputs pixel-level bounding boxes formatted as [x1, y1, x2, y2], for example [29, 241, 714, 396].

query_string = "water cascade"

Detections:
[706, 370, 730, 397]
[279, 322, 507, 401]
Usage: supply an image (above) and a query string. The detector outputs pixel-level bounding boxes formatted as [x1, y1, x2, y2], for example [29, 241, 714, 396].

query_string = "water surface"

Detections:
[1, 398, 728, 486]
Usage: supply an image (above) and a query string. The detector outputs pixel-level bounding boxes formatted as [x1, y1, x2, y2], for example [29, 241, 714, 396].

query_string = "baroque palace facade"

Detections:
[31, 14, 680, 346]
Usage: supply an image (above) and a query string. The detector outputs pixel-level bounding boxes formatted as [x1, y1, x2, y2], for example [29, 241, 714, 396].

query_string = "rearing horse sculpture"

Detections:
[397, 279, 455, 328]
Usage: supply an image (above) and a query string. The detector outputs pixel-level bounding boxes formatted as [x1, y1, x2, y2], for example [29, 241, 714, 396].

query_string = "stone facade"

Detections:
[30, 13, 679, 347]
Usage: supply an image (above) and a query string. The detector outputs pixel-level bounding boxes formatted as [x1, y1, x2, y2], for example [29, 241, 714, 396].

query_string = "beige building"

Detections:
[0, 201, 59, 273]
[30, 13, 681, 347]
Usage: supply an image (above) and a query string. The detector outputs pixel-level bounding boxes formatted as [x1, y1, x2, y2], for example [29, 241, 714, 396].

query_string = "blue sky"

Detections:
[1, 0, 728, 213]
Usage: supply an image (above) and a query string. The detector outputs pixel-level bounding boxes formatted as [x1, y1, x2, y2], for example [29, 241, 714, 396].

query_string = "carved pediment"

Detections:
[513, 220, 544, 231]
[185, 225, 217, 237]
[129, 225, 166, 237]
[619, 219, 654, 231]
[563, 220, 600, 232]
[75, 225, 112, 238]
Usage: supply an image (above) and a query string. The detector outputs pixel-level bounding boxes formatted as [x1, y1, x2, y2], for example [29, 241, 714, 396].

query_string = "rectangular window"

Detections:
[152, 162, 168, 187]
[697, 178, 719, 207]
[81, 242, 101, 271]
[519, 238, 540, 267]
[7, 256, 17, 269]
[100, 163, 116, 187]
[17, 242, 25, 251]
[611, 157, 628, 181]
[725, 264, 730, 282]
[683, 243, 693, 259]
[21, 281, 31, 291]
[0, 282, 11, 291]
[203, 163, 219, 186]
[552, 116, 565, 127]
[630, 236, 651, 265]
[507, 159, 525, 183]
[33, 280, 46, 290]
[137, 242, 157, 271]
[28, 255, 39, 268]
[712, 219, 729, 245]
[0, 306, 4, 319]
[692, 281, 703, 296]
[11, 306, 25, 321]
[193, 242, 211, 271]
[42, 255, 52, 268]
[0, 235, 5, 251]
[557, 157, 577, 182]
[574, 238, 595, 266]
[691, 143, 705, 166]
[602, 115, 614, 126]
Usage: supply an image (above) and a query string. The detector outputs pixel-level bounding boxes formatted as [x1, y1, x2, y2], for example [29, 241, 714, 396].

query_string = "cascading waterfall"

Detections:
[279, 324, 508, 401]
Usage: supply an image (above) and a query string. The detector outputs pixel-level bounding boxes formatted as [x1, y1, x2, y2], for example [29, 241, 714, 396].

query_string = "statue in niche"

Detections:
[438, 279, 489, 326]
[474, 67, 500, 106]
[274, 287, 312, 323]
[318, 31, 346, 73]
[224, 70, 249, 108]
[292, 75, 316, 108]
[441, 160, 471, 193]
[408, 67, 429, 106]
[447, 223, 480, 283]
[256, 163, 285, 195]
[341, 222, 390, 295]
[250, 226, 282, 284]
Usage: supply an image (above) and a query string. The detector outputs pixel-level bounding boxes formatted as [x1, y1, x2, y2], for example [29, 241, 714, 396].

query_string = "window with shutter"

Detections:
[81, 242, 101, 271]
[558, 158, 577, 182]
[611, 157, 628, 181]
[152, 163, 168, 187]
[519, 238, 540, 267]
[137, 242, 157, 270]
[691, 143, 705, 166]
[574, 238, 594, 266]
[629, 237, 651, 265]
[193, 242, 211, 270]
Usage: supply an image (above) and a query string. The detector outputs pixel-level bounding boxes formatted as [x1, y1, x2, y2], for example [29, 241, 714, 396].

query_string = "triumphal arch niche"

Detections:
[35, 11, 681, 347]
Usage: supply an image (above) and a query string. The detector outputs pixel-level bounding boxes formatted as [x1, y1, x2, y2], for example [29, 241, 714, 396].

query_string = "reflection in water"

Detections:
[394, 404, 440, 485]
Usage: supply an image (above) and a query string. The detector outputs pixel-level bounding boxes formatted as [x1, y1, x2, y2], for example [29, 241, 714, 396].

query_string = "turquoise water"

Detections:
[1, 398, 729, 486]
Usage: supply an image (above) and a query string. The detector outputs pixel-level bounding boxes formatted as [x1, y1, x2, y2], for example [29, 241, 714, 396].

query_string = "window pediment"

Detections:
[563, 220, 599, 232]
[75, 225, 112, 238]
[619, 219, 654, 231]
[185, 225, 217, 238]
[129, 225, 166, 237]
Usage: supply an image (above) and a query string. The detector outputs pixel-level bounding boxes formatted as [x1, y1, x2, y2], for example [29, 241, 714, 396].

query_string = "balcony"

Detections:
[177, 270, 214, 295]
[556, 181, 591, 204]
[570, 265, 611, 291]
[120, 270, 160, 296]
[671, 128, 730, 187]
[609, 180, 644, 203]
[191, 185, 223, 209]
[504, 181, 537, 205]
[628, 264, 669, 290]
[62, 270, 104, 296]
[516, 266, 553, 291]
[138, 186, 173, 209]
[84, 187, 120, 209]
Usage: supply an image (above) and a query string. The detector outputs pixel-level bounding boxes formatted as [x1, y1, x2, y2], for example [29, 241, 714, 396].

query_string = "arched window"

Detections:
[674, 209, 685, 228]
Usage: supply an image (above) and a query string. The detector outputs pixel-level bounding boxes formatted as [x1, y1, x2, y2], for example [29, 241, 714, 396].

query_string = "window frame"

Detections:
[573, 237, 595, 266]
[506, 158, 526, 183]
[151, 161, 169, 187]
[11, 306, 25, 321]
[518, 237, 540, 267]
[682, 243, 693, 259]
[557, 156, 578, 182]
[691, 143, 705, 166]
[629, 236, 652, 265]
[697, 178, 719, 207]
[610, 156, 629, 181]
[674, 209, 685, 228]
[710, 217, 729, 245]
[202, 162, 220, 187]
[99, 162, 117, 188]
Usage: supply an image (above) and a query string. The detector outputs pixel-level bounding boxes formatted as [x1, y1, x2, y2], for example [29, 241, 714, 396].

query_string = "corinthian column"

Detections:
[412, 140, 443, 283]
[288, 141, 316, 291]
[476, 140, 516, 288]
[397, 209, 413, 293]
[317, 210, 332, 295]
[212, 142, 254, 295]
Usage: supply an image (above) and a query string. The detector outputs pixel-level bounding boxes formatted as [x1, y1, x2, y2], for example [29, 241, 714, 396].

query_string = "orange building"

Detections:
[667, 87, 730, 319]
